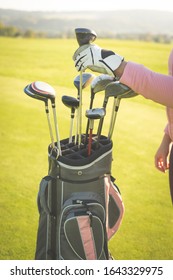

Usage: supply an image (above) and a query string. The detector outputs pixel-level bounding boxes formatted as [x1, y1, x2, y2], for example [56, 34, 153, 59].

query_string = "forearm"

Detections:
[115, 61, 173, 108]
[160, 132, 172, 148]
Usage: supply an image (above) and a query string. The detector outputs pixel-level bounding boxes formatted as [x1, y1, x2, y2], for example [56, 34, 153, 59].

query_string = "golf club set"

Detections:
[24, 28, 137, 160]
[24, 28, 137, 260]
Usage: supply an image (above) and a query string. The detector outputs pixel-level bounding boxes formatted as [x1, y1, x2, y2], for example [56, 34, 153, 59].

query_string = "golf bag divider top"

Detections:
[35, 135, 124, 260]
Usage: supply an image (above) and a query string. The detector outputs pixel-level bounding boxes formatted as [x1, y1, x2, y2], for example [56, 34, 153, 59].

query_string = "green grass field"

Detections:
[0, 37, 173, 260]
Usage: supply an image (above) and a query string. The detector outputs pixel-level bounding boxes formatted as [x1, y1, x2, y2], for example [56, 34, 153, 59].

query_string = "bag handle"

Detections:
[38, 176, 52, 215]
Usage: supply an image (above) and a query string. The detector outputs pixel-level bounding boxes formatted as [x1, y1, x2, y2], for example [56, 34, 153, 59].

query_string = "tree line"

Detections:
[0, 21, 172, 43]
[0, 21, 45, 38]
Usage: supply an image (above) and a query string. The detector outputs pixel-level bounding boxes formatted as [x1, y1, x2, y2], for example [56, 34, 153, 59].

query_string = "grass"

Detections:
[0, 37, 173, 260]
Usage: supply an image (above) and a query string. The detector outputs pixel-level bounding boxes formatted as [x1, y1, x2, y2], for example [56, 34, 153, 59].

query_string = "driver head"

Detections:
[31, 81, 56, 101]
[75, 28, 97, 46]
[24, 84, 47, 103]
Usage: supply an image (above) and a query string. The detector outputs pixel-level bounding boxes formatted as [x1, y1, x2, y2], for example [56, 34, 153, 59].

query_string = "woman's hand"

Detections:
[155, 133, 172, 172]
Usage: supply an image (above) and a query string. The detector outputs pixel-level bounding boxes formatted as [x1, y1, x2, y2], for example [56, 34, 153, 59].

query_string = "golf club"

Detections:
[73, 72, 95, 146]
[85, 74, 115, 145]
[107, 82, 138, 139]
[85, 107, 106, 156]
[75, 28, 97, 46]
[96, 82, 136, 147]
[61, 95, 79, 143]
[73, 73, 95, 96]
[75, 28, 97, 148]
[24, 83, 55, 149]
[90, 75, 115, 104]
[31, 81, 62, 156]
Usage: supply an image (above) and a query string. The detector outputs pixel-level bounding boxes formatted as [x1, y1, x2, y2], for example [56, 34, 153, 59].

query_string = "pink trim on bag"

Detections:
[104, 176, 125, 240]
[77, 216, 97, 260]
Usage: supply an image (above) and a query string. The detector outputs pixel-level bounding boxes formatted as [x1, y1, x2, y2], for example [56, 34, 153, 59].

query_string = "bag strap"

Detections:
[38, 175, 52, 215]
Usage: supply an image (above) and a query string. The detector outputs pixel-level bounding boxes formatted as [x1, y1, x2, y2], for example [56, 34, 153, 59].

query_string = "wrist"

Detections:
[114, 61, 127, 78]
[163, 133, 172, 144]
[160, 133, 172, 152]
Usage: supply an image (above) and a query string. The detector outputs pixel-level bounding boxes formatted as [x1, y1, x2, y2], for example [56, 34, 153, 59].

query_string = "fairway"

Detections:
[0, 37, 173, 260]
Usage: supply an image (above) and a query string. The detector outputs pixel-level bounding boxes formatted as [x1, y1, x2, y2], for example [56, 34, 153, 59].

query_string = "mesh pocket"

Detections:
[58, 192, 107, 260]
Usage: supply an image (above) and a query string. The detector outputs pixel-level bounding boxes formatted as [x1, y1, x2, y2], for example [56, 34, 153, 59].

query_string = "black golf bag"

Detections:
[35, 135, 124, 260]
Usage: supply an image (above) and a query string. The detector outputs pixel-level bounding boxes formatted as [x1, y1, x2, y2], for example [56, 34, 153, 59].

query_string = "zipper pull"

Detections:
[87, 210, 93, 227]
[76, 199, 83, 204]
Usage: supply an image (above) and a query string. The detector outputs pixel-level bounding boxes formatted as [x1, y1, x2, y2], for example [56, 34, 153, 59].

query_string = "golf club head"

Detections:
[75, 28, 97, 46]
[91, 74, 115, 94]
[31, 81, 56, 101]
[62, 95, 79, 109]
[85, 107, 106, 120]
[74, 73, 95, 90]
[105, 81, 137, 99]
[24, 84, 47, 103]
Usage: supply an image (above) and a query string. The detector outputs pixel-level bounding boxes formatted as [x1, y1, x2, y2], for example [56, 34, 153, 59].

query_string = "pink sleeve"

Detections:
[120, 62, 173, 108]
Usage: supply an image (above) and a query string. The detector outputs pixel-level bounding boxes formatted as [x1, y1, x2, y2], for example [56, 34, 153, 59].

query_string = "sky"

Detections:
[0, 0, 173, 12]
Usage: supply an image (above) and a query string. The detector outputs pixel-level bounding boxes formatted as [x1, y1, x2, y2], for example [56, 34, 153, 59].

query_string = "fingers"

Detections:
[74, 52, 90, 72]
[73, 44, 93, 71]
[155, 158, 165, 172]
[155, 156, 169, 173]
[72, 44, 91, 60]
[75, 54, 87, 71]
[73, 44, 99, 72]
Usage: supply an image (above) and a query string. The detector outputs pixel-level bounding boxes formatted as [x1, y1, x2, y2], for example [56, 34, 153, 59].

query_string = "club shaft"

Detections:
[69, 118, 74, 143]
[108, 97, 119, 138]
[52, 105, 62, 156]
[45, 104, 55, 148]
[85, 90, 95, 146]
[96, 99, 108, 147]
[109, 97, 117, 136]
[108, 98, 121, 139]
[88, 128, 93, 156]
[75, 108, 79, 144]
[78, 70, 83, 147]
[108, 88, 133, 139]
[88, 119, 94, 156]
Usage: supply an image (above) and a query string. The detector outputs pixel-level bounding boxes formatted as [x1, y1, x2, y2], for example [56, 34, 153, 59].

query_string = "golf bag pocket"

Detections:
[104, 176, 125, 240]
[35, 176, 58, 260]
[58, 192, 107, 260]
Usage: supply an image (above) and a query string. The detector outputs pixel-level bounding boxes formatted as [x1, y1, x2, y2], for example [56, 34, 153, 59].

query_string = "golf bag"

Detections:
[35, 135, 124, 260]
